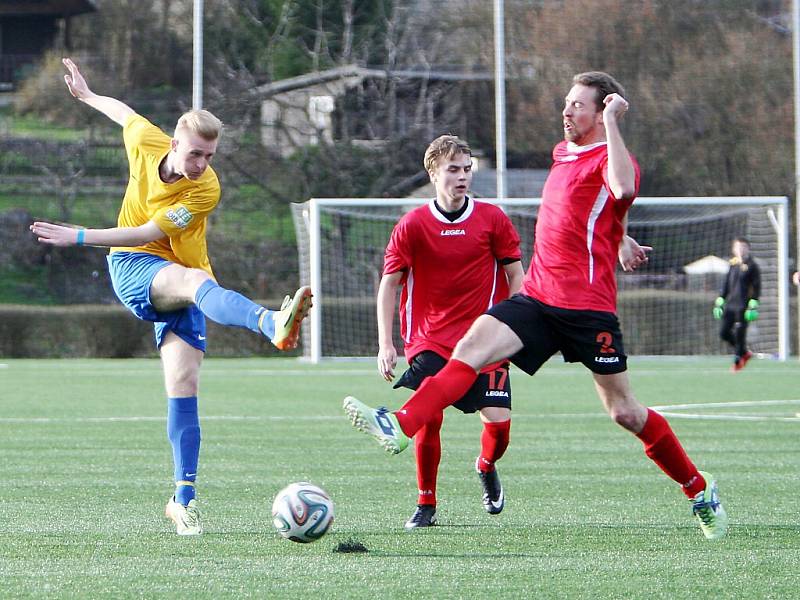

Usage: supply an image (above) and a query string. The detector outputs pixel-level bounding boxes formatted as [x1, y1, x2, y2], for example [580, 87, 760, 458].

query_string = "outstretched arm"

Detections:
[63, 58, 136, 127]
[30, 220, 165, 248]
[376, 271, 403, 382]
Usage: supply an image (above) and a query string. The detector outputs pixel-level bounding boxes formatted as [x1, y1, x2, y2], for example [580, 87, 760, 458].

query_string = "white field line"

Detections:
[1, 367, 795, 378]
[0, 415, 339, 424]
[651, 399, 800, 410]
[0, 368, 378, 376]
[651, 399, 800, 422]
[656, 413, 800, 422]
[3, 399, 800, 424]
[0, 413, 603, 424]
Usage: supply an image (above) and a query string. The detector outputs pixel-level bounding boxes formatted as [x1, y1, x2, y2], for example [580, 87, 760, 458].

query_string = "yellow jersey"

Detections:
[111, 114, 220, 276]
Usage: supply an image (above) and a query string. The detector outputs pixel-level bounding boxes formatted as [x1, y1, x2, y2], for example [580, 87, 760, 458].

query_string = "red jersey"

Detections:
[384, 198, 521, 361]
[522, 141, 640, 313]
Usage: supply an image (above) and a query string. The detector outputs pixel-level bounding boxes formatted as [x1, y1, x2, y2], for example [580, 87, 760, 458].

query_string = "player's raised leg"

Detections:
[160, 332, 204, 535]
[397, 316, 522, 436]
[151, 263, 312, 350]
[593, 371, 728, 540]
[344, 315, 522, 452]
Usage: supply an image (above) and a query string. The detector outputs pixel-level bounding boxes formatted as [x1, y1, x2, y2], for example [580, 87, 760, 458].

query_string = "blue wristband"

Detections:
[76, 229, 85, 246]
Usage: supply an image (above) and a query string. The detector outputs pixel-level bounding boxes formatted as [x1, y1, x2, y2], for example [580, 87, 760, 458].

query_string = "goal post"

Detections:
[291, 196, 789, 363]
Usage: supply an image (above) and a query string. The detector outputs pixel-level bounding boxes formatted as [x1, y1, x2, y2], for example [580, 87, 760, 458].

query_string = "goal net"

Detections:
[291, 197, 788, 363]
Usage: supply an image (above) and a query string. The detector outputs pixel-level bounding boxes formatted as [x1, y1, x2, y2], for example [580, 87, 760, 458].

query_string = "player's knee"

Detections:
[453, 327, 490, 367]
[453, 330, 479, 354]
[609, 402, 645, 432]
[481, 406, 511, 422]
[610, 408, 636, 430]
[168, 369, 200, 397]
[184, 268, 212, 291]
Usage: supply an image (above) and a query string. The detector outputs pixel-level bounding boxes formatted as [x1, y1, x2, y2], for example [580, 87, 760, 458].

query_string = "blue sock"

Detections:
[195, 279, 274, 336]
[175, 483, 195, 506]
[167, 396, 201, 506]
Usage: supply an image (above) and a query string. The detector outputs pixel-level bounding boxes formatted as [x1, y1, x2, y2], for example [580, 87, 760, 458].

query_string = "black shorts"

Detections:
[393, 351, 512, 414]
[487, 294, 627, 376]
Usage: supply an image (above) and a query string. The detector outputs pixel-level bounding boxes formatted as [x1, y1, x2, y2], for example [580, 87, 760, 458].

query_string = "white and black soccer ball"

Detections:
[271, 482, 334, 543]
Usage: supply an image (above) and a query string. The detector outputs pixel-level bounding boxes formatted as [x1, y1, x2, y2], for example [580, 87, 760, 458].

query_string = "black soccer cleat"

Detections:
[404, 504, 437, 530]
[476, 457, 505, 515]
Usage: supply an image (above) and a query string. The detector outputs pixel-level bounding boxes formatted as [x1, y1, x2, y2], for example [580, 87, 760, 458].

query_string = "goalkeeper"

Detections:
[713, 237, 761, 372]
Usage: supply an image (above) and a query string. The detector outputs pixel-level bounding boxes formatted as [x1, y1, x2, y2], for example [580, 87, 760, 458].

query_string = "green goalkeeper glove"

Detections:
[744, 299, 759, 322]
[712, 296, 725, 320]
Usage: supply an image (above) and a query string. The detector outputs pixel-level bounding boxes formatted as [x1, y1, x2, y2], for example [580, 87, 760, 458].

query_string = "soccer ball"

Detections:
[271, 482, 334, 543]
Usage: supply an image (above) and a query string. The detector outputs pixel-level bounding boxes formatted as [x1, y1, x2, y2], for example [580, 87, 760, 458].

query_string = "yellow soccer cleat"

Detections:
[265, 286, 313, 351]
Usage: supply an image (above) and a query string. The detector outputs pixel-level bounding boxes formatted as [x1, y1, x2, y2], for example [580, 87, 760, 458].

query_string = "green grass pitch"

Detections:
[0, 357, 798, 598]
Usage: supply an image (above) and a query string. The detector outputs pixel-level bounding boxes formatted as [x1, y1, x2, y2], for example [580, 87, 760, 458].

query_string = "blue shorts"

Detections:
[107, 251, 207, 352]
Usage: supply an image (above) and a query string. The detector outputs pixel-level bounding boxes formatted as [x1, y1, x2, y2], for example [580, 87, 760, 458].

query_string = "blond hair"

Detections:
[174, 109, 222, 140]
[424, 134, 471, 174]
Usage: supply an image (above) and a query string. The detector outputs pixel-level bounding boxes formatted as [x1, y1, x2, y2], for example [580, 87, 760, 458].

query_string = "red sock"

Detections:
[636, 409, 705, 498]
[415, 412, 443, 506]
[395, 359, 478, 437]
[477, 420, 511, 473]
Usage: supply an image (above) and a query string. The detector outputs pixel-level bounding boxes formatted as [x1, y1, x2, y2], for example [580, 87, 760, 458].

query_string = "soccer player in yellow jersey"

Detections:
[30, 58, 313, 536]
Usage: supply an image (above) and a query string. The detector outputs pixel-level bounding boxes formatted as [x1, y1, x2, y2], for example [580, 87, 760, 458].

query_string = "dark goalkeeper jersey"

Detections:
[720, 256, 761, 312]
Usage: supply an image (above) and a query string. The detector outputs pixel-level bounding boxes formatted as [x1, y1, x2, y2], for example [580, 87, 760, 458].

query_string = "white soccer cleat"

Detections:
[165, 497, 203, 536]
[691, 471, 728, 540]
[342, 395, 409, 454]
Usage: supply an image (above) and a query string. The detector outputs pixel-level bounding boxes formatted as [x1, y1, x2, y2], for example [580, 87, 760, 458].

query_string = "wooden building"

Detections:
[0, 0, 97, 89]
